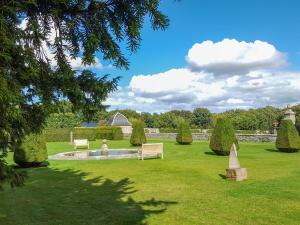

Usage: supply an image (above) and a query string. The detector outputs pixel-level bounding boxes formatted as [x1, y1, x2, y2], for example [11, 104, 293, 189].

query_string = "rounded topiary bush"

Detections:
[130, 121, 146, 146]
[14, 133, 48, 167]
[176, 122, 193, 145]
[276, 119, 300, 153]
[209, 117, 239, 155]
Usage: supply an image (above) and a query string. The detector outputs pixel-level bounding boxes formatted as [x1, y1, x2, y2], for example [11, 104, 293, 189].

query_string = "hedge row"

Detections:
[44, 126, 123, 142]
[159, 128, 270, 134]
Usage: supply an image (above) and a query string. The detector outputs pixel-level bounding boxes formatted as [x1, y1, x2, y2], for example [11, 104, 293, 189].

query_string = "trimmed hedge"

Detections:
[130, 121, 146, 146]
[96, 126, 124, 140]
[209, 118, 239, 156]
[176, 122, 193, 145]
[44, 126, 123, 142]
[14, 133, 48, 167]
[276, 120, 300, 153]
[73, 128, 97, 141]
[44, 128, 72, 142]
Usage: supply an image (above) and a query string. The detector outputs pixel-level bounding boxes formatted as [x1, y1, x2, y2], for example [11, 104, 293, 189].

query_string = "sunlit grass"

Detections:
[1, 139, 300, 225]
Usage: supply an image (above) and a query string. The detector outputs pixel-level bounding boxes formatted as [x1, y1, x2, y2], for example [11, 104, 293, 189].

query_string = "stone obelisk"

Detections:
[225, 143, 247, 181]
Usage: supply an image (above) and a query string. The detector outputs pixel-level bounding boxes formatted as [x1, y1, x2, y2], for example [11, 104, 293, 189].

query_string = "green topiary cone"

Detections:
[14, 133, 48, 167]
[176, 122, 193, 145]
[130, 121, 146, 146]
[276, 119, 300, 153]
[209, 117, 239, 155]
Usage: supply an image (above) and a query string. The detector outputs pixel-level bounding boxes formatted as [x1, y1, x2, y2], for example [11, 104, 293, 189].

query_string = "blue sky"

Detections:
[91, 1, 300, 112]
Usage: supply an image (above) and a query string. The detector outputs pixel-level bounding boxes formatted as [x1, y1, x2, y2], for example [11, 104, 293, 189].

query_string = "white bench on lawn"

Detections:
[138, 143, 163, 160]
[73, 139, 89, 149]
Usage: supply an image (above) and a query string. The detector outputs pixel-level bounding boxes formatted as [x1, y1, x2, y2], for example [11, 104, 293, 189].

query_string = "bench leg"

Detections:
[161, 152, 163, 159]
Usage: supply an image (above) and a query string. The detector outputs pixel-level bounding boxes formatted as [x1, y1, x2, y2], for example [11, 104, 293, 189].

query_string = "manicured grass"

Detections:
[1, 139, 300, 225]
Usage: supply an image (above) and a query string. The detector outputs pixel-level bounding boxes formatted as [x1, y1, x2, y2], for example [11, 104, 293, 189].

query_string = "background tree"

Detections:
[0, 0, 169, 188]
[170, 110, 193, 126]
[141, 112, 155, 128]
[46, 113, 82, 128]
[192, 108, 212, 128]
[153, 112, 183, 129]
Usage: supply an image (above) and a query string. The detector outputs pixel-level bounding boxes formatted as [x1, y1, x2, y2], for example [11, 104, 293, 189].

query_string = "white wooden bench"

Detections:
[73, 139, 89, 149]
[138, 143, 163, 160]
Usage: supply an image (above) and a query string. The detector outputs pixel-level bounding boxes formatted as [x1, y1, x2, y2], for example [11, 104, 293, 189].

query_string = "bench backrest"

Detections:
[74, 139, 89, 146]
[141, 143, 163, 153]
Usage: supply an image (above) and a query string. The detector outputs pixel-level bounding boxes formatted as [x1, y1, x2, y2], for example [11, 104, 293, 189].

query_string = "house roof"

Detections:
[106, 112, 132, 126]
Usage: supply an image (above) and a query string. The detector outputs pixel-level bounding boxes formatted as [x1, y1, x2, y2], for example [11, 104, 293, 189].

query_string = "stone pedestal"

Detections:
[283, 104, 296, 124]
[226, 168, 247, 181]
[100, 139, 108, 156]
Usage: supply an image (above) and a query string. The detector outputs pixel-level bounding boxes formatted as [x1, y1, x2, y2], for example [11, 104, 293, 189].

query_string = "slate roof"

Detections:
[81, 123, 98, 127]
[106, 112, 132, 126]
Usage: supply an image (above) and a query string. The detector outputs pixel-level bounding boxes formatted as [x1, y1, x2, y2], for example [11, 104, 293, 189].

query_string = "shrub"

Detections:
[209, 118, 239, 155]
[276, 120, 300, 153]
[176, 122, 193, 145]
[130, 121, 146, 146]
[14, 133, 48, 167]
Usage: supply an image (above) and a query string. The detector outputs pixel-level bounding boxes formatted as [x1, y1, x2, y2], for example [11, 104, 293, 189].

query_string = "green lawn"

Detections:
[1, 139, 300, 225]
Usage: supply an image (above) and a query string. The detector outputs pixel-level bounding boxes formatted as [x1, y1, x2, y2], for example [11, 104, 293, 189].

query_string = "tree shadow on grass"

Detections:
[0, 167, 177, 225]
[204, 151, 224, 156]
[265, 148, 280, 153]
[218, 174, 227, 180]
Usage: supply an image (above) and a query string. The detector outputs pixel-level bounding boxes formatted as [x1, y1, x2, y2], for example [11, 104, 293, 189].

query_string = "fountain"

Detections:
[49, 139, 138, 160]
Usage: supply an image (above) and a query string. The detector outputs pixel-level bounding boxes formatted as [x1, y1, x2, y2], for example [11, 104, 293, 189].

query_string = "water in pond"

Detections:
[50, 149, 138, 160]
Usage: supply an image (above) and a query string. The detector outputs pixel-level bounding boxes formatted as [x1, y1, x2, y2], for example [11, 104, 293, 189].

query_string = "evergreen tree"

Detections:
[130, 121, 147, 146]
[209, 118, 239, 155]
[276, 120, 300, 153]
[176, 122, 193, 145]
[0, 1, 168, 188]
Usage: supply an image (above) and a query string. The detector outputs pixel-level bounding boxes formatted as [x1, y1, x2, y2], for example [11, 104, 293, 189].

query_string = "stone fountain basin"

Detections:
[49, 149, 138, 160]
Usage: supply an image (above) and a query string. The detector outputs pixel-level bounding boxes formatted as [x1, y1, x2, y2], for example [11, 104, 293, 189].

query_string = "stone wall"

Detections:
[124, 133, 277, 142]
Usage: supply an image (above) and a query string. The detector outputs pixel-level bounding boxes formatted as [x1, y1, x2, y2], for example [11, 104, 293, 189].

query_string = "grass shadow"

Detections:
[218, 174, 227, 179]
[0, 167, 177, 225]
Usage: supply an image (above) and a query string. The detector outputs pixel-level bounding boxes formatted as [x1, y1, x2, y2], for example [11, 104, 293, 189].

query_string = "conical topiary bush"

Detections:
[13, 133, 48, 167]
[209, 117, 239, 155]
[130, 121, 146, 146]
[176, 121, 193, 145]
[276, 119, 300, 153]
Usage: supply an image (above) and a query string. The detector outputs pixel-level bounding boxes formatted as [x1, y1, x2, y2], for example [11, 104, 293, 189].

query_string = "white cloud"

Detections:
[186, 39, 287, 75]
[227, 98, 246, 104]
[106, 39, 300, 112]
